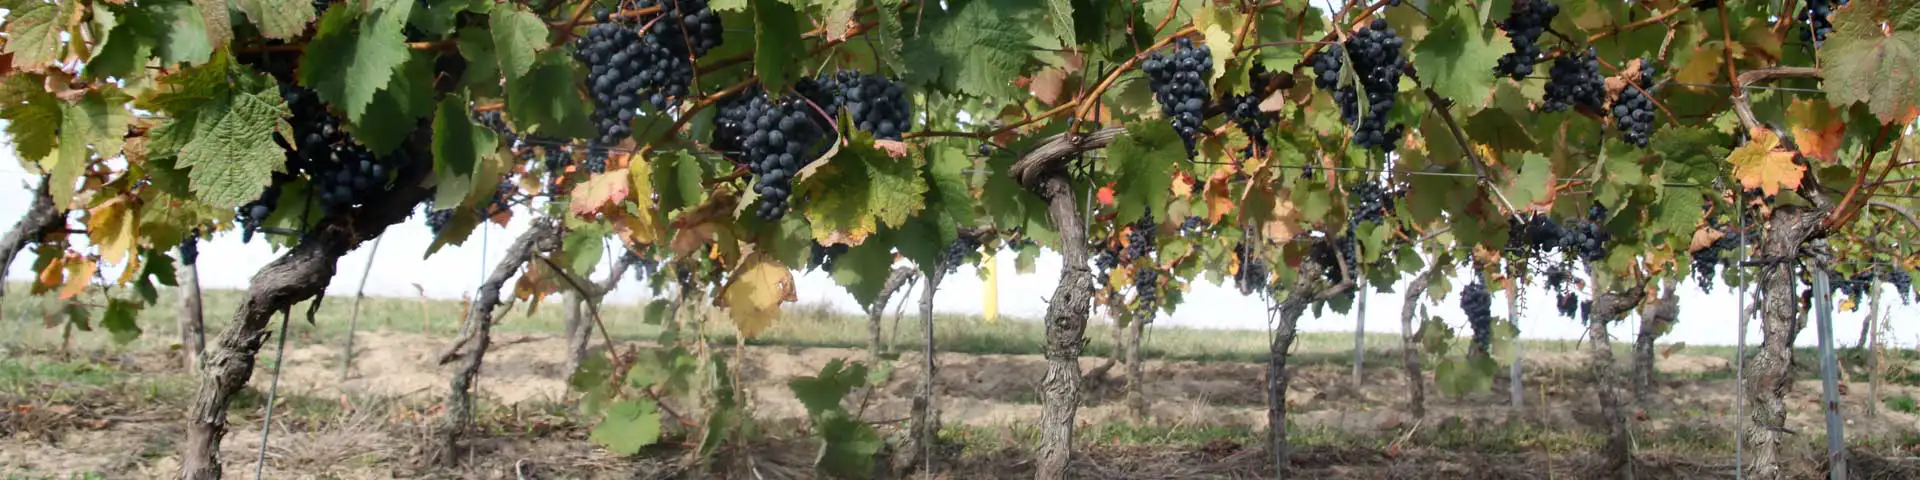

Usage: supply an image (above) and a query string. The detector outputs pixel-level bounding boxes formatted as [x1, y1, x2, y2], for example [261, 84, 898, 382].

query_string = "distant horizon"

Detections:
[4, 138, 1915, 349]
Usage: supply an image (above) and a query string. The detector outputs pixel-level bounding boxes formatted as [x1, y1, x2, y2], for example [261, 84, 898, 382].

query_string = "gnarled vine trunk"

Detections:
[177, 243, 205, 373]
[562, 255, 635, 378]
[1399, 267, 1435, 418]
[177, 165, 430, 480]
[1125, 312, 1147, 420]
[435, 220, 557, 465]
[1267, 249, 1349, 479]
[1006, 128, 1121, 480]
[1632, 281, 1678, 406]
[1745, 206, 1825, 480]
[1585, 274, 1647, 478]
[867, 267, 916, 358]
[0, 177, 60, 300]
[1031, 174, 1095, 480]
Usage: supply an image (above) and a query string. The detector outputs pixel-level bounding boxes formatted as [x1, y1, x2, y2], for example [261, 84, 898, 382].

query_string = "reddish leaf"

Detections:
[1028, 68, 1068, 106]
[1729, 128, 1805, 196]
[570, 169, 631, 217]
[1170, 170, 1197, 198]
[1096, 181, 1117, 206]
[1786, 99, 1846, 162]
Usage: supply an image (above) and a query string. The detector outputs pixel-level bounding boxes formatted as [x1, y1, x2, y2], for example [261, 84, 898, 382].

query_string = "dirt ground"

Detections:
[5, 330, 1920, 479]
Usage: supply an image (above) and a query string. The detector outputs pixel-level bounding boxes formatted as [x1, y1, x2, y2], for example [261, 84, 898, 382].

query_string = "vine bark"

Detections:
[1019, 173, 1097, 480]
[1267, 246, 1351, 479]
[434, 219, 557, 465]
[1399, 266, 1435, 418]
[0, 177, 61, 300]
[1744, 206, 1826, 480]
[176, 241, 205, 372]
[1585, 273, 1648, 478]
[1632, 281, 1679, 405]
[867, 267, 917, 358]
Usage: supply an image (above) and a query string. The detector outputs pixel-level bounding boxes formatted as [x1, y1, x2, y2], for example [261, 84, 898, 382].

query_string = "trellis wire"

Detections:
[254, 310, 294, 480]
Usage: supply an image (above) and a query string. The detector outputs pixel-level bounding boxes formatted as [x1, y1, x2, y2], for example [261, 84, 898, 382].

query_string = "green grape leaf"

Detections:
[88, 8, 152, 80]
[1654, 188, 1705, 254]
[1044, 0, 1076, 47]
[924, 145, 976, 231]
[794, 140, 929, 245]
[815, 411, 883, 477]
[561, 224, 608, 277]
[1822, 2, 1920, 125]
[1464, 102, 1537, 153]
[651, 150, 708, 214]
[0, 74, 64, 163]
[89, 0, 214, 76]
[457, 26, 502, 97]
[590, 398, 662, 454]
[102, 298, 142, 344]
[752, 0, 804, 94]
[1107, 122, 1180, 224]
[821, 0, 861, 41]
[506, 51, 596, 139]
[2, 0, 78, 71]
[1652, 127, 1729, 184]
[1497, 152, 1553, 210]
[904, 0, 1033, 98]
[643, 298, 674, 325]
[298, 0, 415, 122]
[236, 0, 317, 39]
[48, 89, 136, 208]
[177, 85, 292, 209]
[1412, 3, 1502, 111]
[710, 0, 745, 10]
[490, 5, 549, 79]
[351, 50, 436, 155]
[788, 358, 867, 417]
[831, 239, 896, 310]
[432, 94, 482, 176]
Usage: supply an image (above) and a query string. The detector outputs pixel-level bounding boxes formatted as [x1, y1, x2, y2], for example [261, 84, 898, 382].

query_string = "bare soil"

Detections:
[5, 330, 1919, 479]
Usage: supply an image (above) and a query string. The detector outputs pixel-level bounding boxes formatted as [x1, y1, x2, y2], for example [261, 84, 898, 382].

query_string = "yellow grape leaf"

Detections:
[1202, 168, 1235, 225]
[570, 169, 631, 218]
[668, 190, 739, 257]
[1170, 170, 1196, 198]
[36, 252, 65, 295]
[116, 251, 141, 285]
[1688, 226, 1726, 253]
[1729, 128, 1805, 196]
[60, 254, 95, 300]
[1841, 297, 1858, 312]
[610, 163, 661, 246]
[716, 252, 797, 338]
[86, 196, 138, 265]
[1786, 99, 1845, 163]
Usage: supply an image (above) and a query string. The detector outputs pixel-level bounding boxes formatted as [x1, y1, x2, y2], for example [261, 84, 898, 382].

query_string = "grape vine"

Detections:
[1493, 0, 1560, 80]
[1141, 37, 1214, 157]
[1310, 19, 1406, 152]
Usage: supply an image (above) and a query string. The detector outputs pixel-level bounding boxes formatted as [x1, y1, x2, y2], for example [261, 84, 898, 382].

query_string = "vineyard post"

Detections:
[340, 237, 382, 381]
[1399, 266, 1434, 418]
[1351, 275, 1368, 391]
[1807, 256, 1848, 479]
[177, 239, 206, 373]
[1505, 268, 1521, 413]
[434, 219, 557, 466]
[907, 265, 944, 477]
[1866, 276, 1883, 418]
[1126, 305, 1148, 420]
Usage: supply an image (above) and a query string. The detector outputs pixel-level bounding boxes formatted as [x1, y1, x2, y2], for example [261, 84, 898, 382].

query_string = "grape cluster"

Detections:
[1796, 0, 1847, 44]
[575, 21, 648, 146]
[1228, 65, 1277, 156]
[712, 89, 828, 220]
[809, 242, 849, 272]
[425, 207, 454, 234]
[624, 250, 661, 283]
[1180, 216, 1204, 235]
[1140, 37, 1214, 157]
[236, 181, 283, 243]
[1494, 0, 1560, 80]
[1123, 211, 1156, 262]
[1093, 247, 1120, 289]
[582, 150, 608, 174]
[1349, 181, 1393, 226]
[1542, 48, 1605, 113]
[1233, 243, 1269, 295]
[1556, 291, 1580, 319]
[1134, 268, 1160, 313]
[942, 233, 981, 275]
[1310, 235, 1358, 284]
[635, 0, 724, 58]
[1543, 264, 1571, 292]
[1611, 60, 1659, 148]
[1829, 270, 1873, 312]
[477, 110, 517, 147]
[1891, 269, 1914, 304]
[798, 71, 913, 140]
[541, 144, 573, 175]
[1460, 281, 1493, 356]
[1506, 214, 1564, 255]
[1560, 204, 1611, 262]
[179, 231, 201, 266]
[1310, 19, 1407, 152]
[1690, 228, 1740, 292]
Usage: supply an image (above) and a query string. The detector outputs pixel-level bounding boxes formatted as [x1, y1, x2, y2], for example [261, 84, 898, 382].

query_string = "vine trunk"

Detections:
[1032, 173, 1095, 480]
[1744, 206, 1825, 480]
[435, 219, 556, 466]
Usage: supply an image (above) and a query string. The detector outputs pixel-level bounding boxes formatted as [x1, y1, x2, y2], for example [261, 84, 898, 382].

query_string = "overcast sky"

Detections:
[2, 142, 1910, 349]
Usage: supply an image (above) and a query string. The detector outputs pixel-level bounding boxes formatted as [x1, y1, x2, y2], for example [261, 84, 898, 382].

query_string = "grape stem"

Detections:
[1829, 124, 1902, 230]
